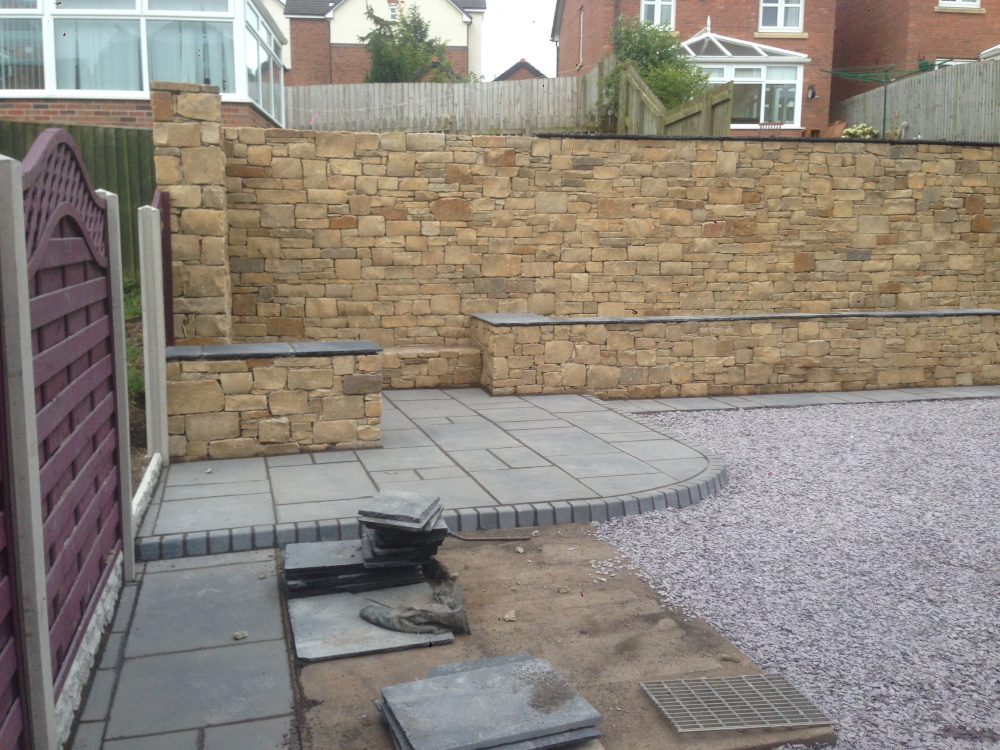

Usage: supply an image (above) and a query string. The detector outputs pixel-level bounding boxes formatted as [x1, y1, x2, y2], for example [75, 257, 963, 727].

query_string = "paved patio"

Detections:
[136, 390, 729, 561]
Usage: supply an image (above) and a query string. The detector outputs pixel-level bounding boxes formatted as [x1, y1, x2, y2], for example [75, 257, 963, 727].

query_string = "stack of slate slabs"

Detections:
[283, 491, 446, 596]
[376, 654, 603, 750]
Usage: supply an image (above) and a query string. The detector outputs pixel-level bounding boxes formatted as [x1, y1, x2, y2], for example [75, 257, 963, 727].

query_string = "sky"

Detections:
[481, 0, 559, 80]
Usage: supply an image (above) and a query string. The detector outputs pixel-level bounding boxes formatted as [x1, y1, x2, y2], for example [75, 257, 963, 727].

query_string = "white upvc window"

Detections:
[760, 0, 803, 31]
[939, 0, 980, 6]
[388, 2, 398, 21]
[703, 63, 803, 127]
[642, 0, 674, 28]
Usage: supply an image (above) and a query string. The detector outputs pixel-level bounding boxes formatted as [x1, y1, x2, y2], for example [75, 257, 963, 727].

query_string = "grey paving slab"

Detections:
[422, 422, 522, 451]
[358, 583, 435, 609]
[548, 451, 660, 479]
[450, 450, 507, 472]
[417, 466, 467, 480]
[426, 652, 533, 678]
[203, 716, 297, 750]
[384, 389, 454, 401]
[163, 480, 272, 502]
[382, 409, 417, 430]
[847, 389, 924, 402]
[659, 397, 737, 411]
[559, 410, 647, 433]
[647, 457, 711, 482]
[103, 730, 199, 750]
[448, 415, 489, 424]
[106, 640, 293, 738]
[153, 494, 275, 535]
[266, 454, 314, 467]
[473, 406, 558, 423]
[413, 417, 452, 426]
[380, 657, 602, 750]
[818, 391, 876, 403]
[370, 469, 421, 483]
[125, 562, 283, 657]
[393, 399, 477, 419]
[69, 721, 105, 750]
[512, 427, 620, 457]
[579, 473, 675, 496]
[358, 446, 456, 472]
[490, 447, 551, 469]
[166, 457, 267, 486]
[500, 418, 572, 431]
[270, 463, 376, 503]
[614, 439, 704, 462]
[288, 592, 454, 661]
[708, 395, 769, 408]
[443, 387, 509, 404]
[931, 385, 1000, 397]
[110, 584, 139, 633]
[618, 399, 674, 412]
[145, 550, 275, 573]
[594, 429, 664, 442]
[275, 498, 378, 524]
[371, 477, 497, 509]
[381, 429, 436, 449]
[99, 632, 125, 670]
[472, 467, 596, 504]
[311, 450, 358, 463]
[742, 392, 846, 406]
[359, 490, 440, 524]
[520, 394, 608, 412]
[80, 668, 116, 721]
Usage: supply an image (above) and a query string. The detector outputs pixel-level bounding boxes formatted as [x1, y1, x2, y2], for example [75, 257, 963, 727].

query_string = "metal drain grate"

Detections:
[641, 674, 832, 733]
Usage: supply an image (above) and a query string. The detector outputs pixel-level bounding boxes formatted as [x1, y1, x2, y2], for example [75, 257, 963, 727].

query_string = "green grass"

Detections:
[123, 283, 145, 404]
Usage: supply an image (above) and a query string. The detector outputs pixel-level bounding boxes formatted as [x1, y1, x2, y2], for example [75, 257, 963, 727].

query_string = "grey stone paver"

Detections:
[421, 422, 521, 451]
[80, 669, 116, 721]
[371, 476, 497, 508]
[103, 731, 199, 750]
[163, 479, 271, 501]
[489, 446, 550, 469]
[265, 454, 313, 467]
[615, 439, 705, 462]
[381, 428, 435, 449]
[357, 445, 456, 472]
[511, 426, 622, 457]
[203, 717, 297, 750]
[270, 463, 375, 503]
[471, 466, 596, 504]
[69, 722, 105, 750]
[548, 451, 660, 478]
[166, 457, 267, 486]
[154, 494, 275, 535]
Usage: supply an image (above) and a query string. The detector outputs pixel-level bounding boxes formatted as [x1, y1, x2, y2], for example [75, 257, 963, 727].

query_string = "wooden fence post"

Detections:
[0, 154, 58, 750]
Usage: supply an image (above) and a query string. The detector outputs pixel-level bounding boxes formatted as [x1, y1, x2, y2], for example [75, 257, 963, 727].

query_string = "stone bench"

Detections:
[166, 340, 383, 460]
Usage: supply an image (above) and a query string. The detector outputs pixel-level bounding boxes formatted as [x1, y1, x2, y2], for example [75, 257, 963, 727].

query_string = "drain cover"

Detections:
[641, 674, 832, 733]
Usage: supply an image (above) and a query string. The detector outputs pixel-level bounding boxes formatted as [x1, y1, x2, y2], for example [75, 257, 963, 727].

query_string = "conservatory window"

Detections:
[148, 20, 234, 92]
[55, 18, 142, 90]
[0, 18, 44, 89]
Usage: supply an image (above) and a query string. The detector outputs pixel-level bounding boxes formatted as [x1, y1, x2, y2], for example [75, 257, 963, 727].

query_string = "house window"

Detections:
[713, 64, 801, 125]
[148, 20, 235, 92]
[0, 18, 44, 89]
[55, 0, 137, 8]
[55, 18, 142, 90]
[389, 2, 398, 21]
[1, 0, 38, 7]
[642, 0, 674, 27]
[938, 0, 980, 5]
[760, 0, 802, 31]
[148, 0, 229, 10]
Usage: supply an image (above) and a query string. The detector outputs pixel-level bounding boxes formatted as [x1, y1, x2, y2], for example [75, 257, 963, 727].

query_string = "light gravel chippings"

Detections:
[595, 399, 1000, 750]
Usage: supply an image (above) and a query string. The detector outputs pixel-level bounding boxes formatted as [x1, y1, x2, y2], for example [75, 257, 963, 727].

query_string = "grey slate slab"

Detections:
[153, 493, 275, 535]
[125, 562, 284, 657]
[380, 658, 602, 750]
[471, 467, 596, 505]
[422, 422, 522, 451]
[162, 480, 271, 501]
[359, 490, 442, 525]
[358, 583, 435, 609]
[426, 653, 533, 678]
[284, 541, 367, 574]
[103, 730, 199, 750]
[203, 716, 296, 750]
[270, 463, 376, 503]
[105, 641, 293, 738]
[548, 451, 660, 479]
[288, 592, 454, 661]
[166, 458, 267, 486]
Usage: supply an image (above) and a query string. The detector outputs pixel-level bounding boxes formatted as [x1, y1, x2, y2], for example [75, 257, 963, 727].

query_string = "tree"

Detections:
[359, 4, 455, 83]
[599, 17, 710, 127]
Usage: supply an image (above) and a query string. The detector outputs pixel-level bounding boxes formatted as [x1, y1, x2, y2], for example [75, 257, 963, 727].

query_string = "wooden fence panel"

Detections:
[832, 60, 1000, 142]
[0, 122, 154, 285]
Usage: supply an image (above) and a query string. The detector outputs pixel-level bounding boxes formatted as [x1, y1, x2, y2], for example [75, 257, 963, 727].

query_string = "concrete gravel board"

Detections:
[380, 658, 602, 750]
[288, 592, 454, 661]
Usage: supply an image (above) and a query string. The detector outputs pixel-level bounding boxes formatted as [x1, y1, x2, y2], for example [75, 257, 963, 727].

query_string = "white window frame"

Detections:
[702, 62, 804, 128]
[0, 0, 284, 124]
[938, 0, 980, 6]
[759, 0, 803, 32]
[641, 0, 674, 28]
[388, 2, 397, 21]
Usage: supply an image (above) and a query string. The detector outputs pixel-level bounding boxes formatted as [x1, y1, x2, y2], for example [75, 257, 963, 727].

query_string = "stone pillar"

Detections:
[151, 81, 231, 344]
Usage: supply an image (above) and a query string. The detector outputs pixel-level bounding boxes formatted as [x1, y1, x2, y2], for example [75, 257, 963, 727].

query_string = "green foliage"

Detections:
[360, 4, 456, 83]
[843, 123, 879, 139]
[597, 18, 710, 130]
[122, 283, 144, 405]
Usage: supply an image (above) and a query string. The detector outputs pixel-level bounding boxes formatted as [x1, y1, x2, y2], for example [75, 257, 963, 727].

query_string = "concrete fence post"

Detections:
[0, 154, 59, 750]
[139, 205, 170, 468]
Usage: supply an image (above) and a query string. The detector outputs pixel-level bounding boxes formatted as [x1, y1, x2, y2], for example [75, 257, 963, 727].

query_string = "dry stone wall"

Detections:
[472, 311, 1000, 398]
[222, 129, 1000, 370]
[165, 343, 382, 460]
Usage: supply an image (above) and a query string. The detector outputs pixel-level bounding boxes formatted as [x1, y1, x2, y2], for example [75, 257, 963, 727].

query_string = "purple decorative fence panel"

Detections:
[20, 130, 123, 698]
[0, 276, 30, 750]
[151, 190, 174, 346]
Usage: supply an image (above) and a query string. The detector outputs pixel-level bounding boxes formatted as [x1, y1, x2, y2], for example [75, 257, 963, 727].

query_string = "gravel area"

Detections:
[595, 399, 1000, 750]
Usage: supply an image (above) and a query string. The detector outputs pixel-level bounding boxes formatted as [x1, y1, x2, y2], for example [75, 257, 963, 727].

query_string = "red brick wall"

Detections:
[556, 0, 836, 133]
[0, 99, 276, 128]
[905, 1, 998, 69]
[286, 18, 334, 85]
[331, 43, 469, 83]
[501, 66, 545, 80]
[832, 0, 911, 104]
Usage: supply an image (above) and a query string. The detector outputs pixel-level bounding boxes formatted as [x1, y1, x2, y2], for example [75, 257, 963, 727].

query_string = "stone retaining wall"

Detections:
[166, 342, 382, 459]
[472, 311, 1000, 398]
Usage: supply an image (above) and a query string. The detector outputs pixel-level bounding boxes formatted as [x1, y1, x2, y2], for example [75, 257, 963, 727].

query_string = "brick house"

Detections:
[0, 0, 288, 128]
[284, 0, 485, 85]
[549, 0, 838, 135]
[831, 0, 1000, 105]
[494, 59, 547, 80]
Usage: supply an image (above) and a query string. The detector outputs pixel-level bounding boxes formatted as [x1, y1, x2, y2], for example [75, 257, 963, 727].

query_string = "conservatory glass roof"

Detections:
[680, 30, 811, 63]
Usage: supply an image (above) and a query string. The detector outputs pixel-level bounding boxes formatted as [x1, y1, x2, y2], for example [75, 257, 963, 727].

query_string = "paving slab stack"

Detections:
[376, 653, 603, 750]
[283, 491, 446, 595]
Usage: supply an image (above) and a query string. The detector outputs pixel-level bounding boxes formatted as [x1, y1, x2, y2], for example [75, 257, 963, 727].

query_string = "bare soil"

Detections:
[295, 523, 836, 750]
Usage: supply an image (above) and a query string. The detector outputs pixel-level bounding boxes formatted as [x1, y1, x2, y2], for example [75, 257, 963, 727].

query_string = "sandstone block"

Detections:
[316, 132, 356, 158]
[322, 395, 365, 420]
[182, 266, 228, 298]
[176, 92, 221, 122]
[598, 198, 632, 219]
[587, 365, 621, 390]
[180, 209, 225, 236]
[254, 368, 287, 389]
[186, 412, 240, 442]
[430, 198, 472, 221]
[358, 215, 386, 236]
[221, 372, 253, 394]
[305, 298, 338, 318]
[181, 147, 225, 184]
[406, 133, 446, 151]
[167, 380, 224, 415]
[483, 177, 511, 198]
[259, 417, 291, 444]
[288, 368, 334, 390]
[387, 153, 416, 177]
[313, 421, 358, 443]
[267, 317, 305, 337]
[482, 254, 521, 277]
[208, 438, 255, 459]
[544, 340, 574, 364]
[269, 391, 308, 415]
[536, 193, 568, 213]
[343, 374, 382, 395]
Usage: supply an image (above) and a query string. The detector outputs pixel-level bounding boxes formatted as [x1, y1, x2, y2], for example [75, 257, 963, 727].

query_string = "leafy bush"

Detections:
[360, 4, 459, 83]
[843, 123, 879, 139]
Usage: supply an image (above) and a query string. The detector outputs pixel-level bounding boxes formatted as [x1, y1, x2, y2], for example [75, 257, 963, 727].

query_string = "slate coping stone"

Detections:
[284, 541, 368, 575]
[359, 491, 442, 526]
[166, 340, 381, 362]
[288, 592, 454, 662]
[380, 658, 602, 750]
